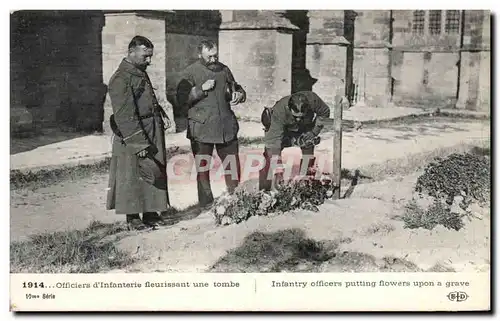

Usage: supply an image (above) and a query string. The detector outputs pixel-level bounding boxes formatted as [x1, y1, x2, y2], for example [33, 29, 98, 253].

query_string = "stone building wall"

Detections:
[10, 9, 491, 137]
[390, 10, 462, 107]
[10, 10, 106, 134]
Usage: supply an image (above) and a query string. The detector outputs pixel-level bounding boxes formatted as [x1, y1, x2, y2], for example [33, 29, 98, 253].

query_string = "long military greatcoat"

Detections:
[176, 60, 246, 144]
[106, 59, 170, 214]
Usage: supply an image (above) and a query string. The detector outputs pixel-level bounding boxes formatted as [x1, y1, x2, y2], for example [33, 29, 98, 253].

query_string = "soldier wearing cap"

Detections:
[259, 91, 337, 191]
[106, 35, 174, 230]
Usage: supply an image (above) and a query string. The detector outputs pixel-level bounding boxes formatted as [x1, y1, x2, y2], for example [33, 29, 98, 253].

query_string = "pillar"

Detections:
[456, 10, 491, 113]
[218, 10, 298, 120]
[306, 10, 349, 111]
[351, 10, 392, 108]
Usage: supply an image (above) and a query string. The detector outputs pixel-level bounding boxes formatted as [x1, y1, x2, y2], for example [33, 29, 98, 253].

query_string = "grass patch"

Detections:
[208, 228, 338, 272]
[427, 262, 456, 272]
[435, 109, 490, 120]
[10, 146, 191, 191]
[401, 198, 464, 231]
[364, 222, 396, 235]
[377, 256, 422, 272]
[209, 228, 423, 273]
[312, 252, 422, 272]
[10, 158, 111, 190]
[321, 114, 469, 133]
[10, 220, 134, 273]
[238, 136, 264, 146]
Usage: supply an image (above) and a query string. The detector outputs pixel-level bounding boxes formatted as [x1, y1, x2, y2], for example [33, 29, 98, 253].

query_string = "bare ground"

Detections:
[105, 173, 489, 274]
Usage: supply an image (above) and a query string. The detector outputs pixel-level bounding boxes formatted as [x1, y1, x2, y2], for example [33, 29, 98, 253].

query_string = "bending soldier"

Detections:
[259, 91, 333, 191]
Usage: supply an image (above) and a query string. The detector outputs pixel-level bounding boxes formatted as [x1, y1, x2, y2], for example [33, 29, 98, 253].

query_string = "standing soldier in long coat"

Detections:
[176, 40, 246, 208]
[106, 36, 173, 230]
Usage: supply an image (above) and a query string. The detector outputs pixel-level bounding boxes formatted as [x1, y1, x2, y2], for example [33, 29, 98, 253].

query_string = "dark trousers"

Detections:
[258, 135, 316, 191]
[191, 139, 241, 206]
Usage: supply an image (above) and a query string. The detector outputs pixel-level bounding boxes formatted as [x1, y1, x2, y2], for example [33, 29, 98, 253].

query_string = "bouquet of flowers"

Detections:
[210, 173, 335, 226]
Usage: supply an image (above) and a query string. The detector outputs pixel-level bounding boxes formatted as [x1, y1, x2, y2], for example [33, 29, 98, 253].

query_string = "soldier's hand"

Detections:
[302, 131, 316, 142]
[202, 79, 216, 91]
[137, 150, 148, 158]
[230, 91, 243, 105]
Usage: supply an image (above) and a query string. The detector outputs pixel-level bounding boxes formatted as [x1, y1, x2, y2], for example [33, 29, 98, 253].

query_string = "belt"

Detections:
[138, 112, 154, 120]
[138, 111, 170, 130]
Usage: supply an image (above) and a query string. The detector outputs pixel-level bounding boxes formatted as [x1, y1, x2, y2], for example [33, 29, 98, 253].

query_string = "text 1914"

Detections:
[23, 282, 45, 289]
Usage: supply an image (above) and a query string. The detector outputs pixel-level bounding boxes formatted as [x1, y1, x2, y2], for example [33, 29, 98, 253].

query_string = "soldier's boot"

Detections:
[197, 167, 215, 208]
[157, 207, 185, 226]
[126, 214, 148, 231]
[141, 212, 163, 229]
[144, 210, 185, 228]
[225, 166, 241, 194]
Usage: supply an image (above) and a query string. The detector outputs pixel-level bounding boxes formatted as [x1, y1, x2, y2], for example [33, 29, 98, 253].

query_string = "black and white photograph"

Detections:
[8, 6, 492, 312]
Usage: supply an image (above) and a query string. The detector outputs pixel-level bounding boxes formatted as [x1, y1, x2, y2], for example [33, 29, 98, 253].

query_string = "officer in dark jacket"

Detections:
[177, 40, 246, 207]
[259, 91, 331, 191]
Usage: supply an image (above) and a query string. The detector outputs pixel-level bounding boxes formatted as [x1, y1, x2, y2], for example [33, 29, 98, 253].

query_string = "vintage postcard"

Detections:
[8, 7, 491, 312]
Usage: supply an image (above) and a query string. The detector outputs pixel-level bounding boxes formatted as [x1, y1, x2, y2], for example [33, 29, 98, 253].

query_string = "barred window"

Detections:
[445, 10, 460, 33]
[423, 69, 429, 85]
[429, 10, 442, 35]
[412, 10, 425, 34]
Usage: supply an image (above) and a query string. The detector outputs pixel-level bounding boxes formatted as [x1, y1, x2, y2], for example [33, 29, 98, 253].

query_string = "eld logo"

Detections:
[447, 291, 469, 302]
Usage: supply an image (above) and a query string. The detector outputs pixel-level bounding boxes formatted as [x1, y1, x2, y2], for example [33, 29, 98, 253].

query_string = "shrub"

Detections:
[402, 198, 464, 231]
[402, 151, 490, 231]
[415, 152, 490, 207]
[211, 174, 335, 226]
